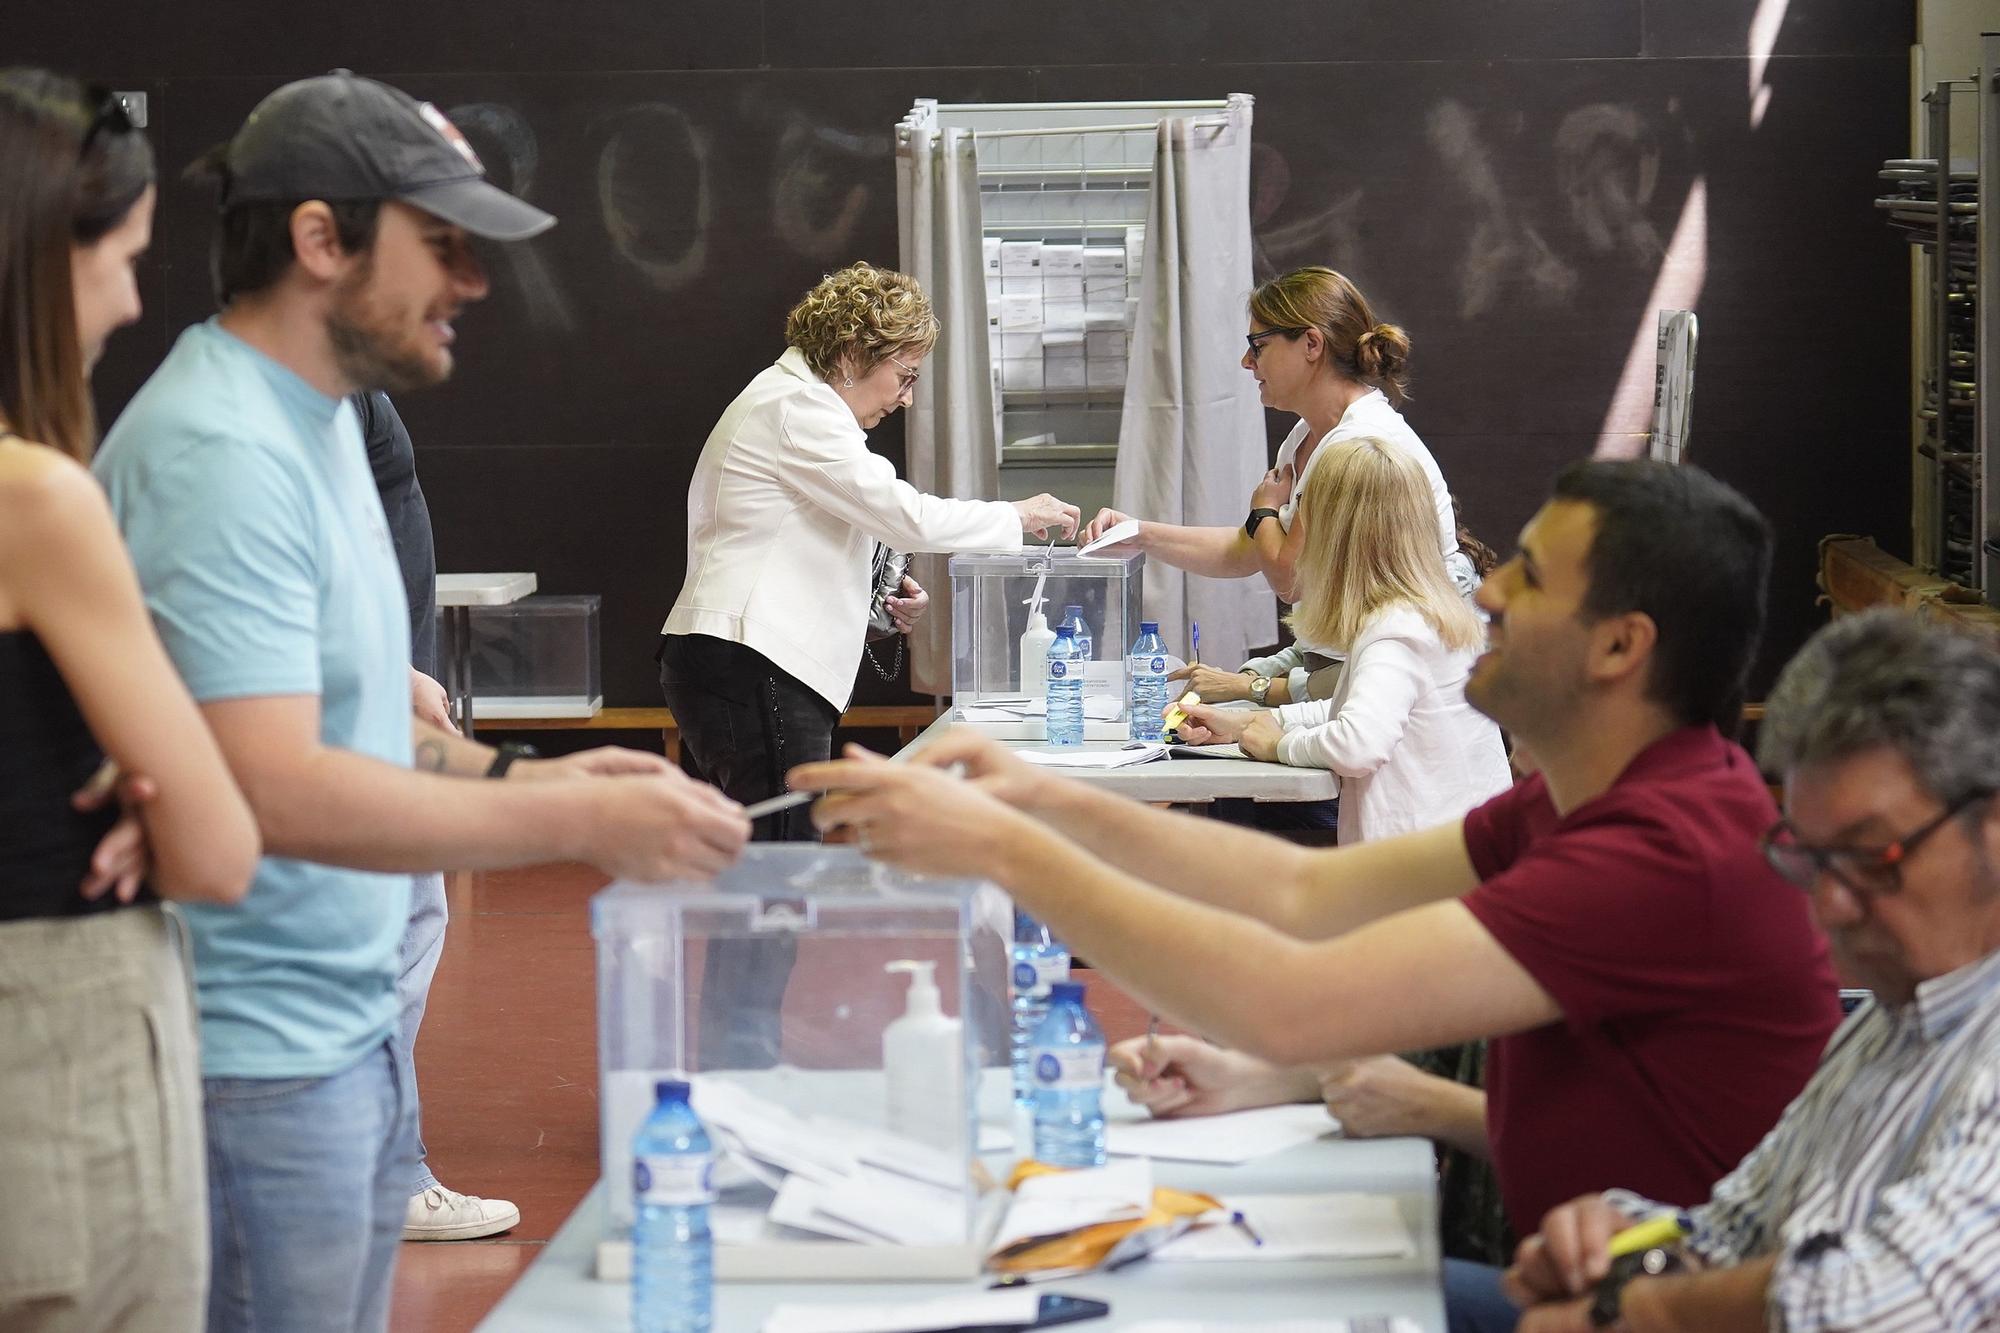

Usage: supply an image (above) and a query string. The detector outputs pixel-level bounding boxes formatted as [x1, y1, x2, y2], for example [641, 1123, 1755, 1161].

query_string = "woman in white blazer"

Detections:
[1178, 437, 1512, 846]
[661, 263, 1076, 838]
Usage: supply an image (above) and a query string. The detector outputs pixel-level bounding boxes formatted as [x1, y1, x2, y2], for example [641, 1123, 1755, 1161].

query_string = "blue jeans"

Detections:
[395, 871, 448, 1195]
[203, 1040, 415, 1333]
[1445, 1258, 1521, 1333]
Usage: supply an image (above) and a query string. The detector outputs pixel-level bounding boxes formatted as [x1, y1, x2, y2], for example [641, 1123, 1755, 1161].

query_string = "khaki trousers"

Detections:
[0, 905, 207, 1332]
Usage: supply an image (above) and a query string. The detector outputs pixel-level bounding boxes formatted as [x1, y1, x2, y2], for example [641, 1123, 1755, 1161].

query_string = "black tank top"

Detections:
[0, 627, 140, 921]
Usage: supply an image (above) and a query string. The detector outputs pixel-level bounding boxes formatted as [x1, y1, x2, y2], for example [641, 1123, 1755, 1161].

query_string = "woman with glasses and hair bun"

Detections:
[0, 68, 259, 1331]
[1080, 266, 1477, 710]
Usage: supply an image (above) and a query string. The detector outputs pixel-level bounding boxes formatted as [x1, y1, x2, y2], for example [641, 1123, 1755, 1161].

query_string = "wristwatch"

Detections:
[1244, 507, 1281, 540]
[1247, 673, 1272, 703]
[485, 741, 540, 779]
[1589, 1246, 1683, 1328]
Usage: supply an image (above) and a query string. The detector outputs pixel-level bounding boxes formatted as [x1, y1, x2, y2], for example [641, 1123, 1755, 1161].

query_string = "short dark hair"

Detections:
[1552, 460, 1772, 734]
[1759, 610, 2000, 806]
[186, 151, 381, 305]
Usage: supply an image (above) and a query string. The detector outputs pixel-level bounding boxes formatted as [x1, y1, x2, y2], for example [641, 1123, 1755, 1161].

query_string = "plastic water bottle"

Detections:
[1059, 605, 1093, 661]
[1010, 908, 1071, 1108]
[632, 1080, 714, 1333]
[1031, 981, 1107, 1167]
[1127, 621, 1169, 743]
[1045, 626, 1084, 746]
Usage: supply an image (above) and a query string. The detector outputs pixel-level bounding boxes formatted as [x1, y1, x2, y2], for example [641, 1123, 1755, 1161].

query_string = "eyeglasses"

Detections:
[1245, 326, 1309, 361]
[1761, 788, 1996, 901]
[79, 86, 135, 162]
[889, 354, 921, 394]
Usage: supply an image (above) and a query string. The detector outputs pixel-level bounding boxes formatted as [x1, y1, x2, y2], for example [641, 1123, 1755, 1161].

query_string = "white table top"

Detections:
[436, 572, 537, 607]
[907, 716, 1339, 805]
[478, 1116, 1442, 1332]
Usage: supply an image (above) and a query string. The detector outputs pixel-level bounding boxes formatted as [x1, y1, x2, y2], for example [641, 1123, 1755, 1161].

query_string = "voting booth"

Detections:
[948, 549, 1145, 739]
[592, 847, 1011, 1280]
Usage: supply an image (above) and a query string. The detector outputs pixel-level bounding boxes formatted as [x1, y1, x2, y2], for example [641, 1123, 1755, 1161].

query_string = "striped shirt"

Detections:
[1607, 945, 2000, 1331]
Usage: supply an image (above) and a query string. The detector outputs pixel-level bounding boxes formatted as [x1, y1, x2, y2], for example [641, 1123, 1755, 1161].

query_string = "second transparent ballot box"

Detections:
[592, 846, 1010, 1279]
[949, 549, 1143, 738]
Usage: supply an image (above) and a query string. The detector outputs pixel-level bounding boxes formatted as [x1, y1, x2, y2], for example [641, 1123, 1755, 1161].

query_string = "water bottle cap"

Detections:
[654, 1078, 691, 1104]
[1064, 605, 1084, 617]
[1140, 621, 1159, 633]
[1049, 981, 1085, 1004]
[1053, 625, 1075, 638]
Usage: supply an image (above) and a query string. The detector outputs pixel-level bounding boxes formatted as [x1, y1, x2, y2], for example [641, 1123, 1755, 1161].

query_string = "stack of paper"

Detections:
[991, 1158, 1154, 1252]
[691, 1077, 973, 1246]
[1017, 745, 1166, 770]
[1104, 1103, 1339, 1164]
[1079, 518, 1142, 556]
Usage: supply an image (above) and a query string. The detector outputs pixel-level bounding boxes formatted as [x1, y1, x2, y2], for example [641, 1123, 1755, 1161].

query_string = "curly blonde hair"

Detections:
[784, 262, 939, 380]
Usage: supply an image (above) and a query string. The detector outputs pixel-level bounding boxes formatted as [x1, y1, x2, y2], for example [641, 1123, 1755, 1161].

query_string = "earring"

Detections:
[842, 375, 854, 388]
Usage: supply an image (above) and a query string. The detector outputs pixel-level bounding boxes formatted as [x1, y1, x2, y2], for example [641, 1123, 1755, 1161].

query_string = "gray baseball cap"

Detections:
[215, 70, 554, 241]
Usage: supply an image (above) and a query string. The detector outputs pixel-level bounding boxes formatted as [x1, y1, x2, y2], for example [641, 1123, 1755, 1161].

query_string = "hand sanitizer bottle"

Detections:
[1019, 608, 1056, 698]
[883, 960, 965, 1154]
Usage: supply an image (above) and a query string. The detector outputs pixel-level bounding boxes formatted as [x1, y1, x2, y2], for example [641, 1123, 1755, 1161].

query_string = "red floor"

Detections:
[388, 863, 1162, 1332]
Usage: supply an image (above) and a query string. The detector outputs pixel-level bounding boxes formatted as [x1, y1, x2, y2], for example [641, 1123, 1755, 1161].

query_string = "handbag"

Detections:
[867, 543, 912, 637]
[863, 543, 913, 681]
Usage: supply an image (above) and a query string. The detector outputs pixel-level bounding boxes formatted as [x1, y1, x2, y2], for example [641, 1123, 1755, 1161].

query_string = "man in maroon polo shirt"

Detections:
[791, 461, 1843, 1333]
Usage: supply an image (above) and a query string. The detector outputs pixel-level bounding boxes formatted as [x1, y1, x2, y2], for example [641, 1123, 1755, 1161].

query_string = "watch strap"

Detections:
[485, 741, 540, 779]
[1244, 507, 1281, 540]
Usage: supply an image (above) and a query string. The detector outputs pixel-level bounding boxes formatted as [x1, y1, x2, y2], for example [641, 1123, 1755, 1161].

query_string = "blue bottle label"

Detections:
[635, 1154, 716, 1206]
[1048, 661, 1067, 680]
[1013, 956, 1066, 997]
[1032, 1047, 1103, 1091]
[1152, 657, 1165, 672]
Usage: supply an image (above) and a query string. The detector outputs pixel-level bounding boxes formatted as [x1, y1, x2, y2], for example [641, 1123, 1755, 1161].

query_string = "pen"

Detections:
[1190, 620, 1200, 666]
[1144, 1014, 1161, 1072]
[1231, 1210, 1264, 1248]
[1606, 1212, 1691, 1259]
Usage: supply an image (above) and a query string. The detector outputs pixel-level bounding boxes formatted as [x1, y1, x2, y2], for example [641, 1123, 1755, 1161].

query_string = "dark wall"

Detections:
[25, 1, 1912, 706]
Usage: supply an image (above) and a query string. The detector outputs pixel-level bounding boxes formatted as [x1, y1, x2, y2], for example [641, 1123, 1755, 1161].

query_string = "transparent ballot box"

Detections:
[949, 549, 1143, 739]
[444, 593, 602, 719]
[592, 846, 1010, 1281]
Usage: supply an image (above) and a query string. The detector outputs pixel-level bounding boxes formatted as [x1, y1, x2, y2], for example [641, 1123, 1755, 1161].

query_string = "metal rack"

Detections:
[1879, 80, 1981, 586]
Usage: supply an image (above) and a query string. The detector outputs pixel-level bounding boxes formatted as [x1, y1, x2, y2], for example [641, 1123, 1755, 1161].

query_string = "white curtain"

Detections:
[897, 120, 993, 695]
[1115, 94, 1273, 669]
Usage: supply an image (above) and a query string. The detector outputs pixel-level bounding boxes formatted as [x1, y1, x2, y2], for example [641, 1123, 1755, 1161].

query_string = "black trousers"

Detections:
[659, 634, 841, 1068]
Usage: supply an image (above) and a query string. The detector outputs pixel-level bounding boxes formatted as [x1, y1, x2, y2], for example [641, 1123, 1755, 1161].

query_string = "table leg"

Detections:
[447, 605, 476, 740]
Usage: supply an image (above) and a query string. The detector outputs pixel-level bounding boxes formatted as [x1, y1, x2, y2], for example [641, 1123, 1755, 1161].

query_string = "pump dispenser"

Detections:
[883, 959, 965, 1153]
[1024, 600, 1056, 700]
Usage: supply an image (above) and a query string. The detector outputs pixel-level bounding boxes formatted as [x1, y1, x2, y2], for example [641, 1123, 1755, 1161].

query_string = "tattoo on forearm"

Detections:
[416, 739, 448, 773]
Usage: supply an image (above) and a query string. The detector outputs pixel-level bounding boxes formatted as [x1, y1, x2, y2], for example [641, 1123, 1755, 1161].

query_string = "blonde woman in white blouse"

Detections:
[1178, 437, 1511, 845]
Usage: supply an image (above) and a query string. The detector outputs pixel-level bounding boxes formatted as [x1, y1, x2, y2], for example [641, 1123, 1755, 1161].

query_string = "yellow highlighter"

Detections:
[1606, 1212, 1690, 1259]
[1162, 690, 1201, 736]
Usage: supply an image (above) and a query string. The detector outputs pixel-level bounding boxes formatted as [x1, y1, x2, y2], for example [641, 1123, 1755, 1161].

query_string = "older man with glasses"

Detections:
[1505, 608, 2000, 1332]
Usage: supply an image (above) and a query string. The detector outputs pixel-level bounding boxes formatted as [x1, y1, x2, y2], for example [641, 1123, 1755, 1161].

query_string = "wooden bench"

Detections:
[478, 704, 941, 764]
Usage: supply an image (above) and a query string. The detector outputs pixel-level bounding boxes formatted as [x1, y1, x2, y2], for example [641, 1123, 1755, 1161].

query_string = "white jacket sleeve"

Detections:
[1273, 635, 1429, 776]
[777, 395, 1021, 553]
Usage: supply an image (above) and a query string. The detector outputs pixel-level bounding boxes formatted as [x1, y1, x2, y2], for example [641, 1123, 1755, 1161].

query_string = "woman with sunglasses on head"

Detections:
[1080, 266, 1475, 709]
[0, 69, 259, 1331]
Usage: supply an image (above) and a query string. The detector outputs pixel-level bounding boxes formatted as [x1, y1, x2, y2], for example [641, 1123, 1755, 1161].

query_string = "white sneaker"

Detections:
[403, 1184, 521, 1241]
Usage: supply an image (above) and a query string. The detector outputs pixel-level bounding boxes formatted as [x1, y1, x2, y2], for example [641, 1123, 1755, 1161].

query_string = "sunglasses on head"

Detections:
[78, 86, 135, 161]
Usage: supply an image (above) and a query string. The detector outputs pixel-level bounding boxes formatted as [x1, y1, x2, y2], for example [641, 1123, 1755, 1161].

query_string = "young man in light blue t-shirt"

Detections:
[96, 72, 748, 1333]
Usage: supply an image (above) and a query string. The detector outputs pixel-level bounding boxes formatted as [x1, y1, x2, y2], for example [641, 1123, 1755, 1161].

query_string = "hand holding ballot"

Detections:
[790, 739, 1050, 879]
[1078, 507, 1144, 552]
